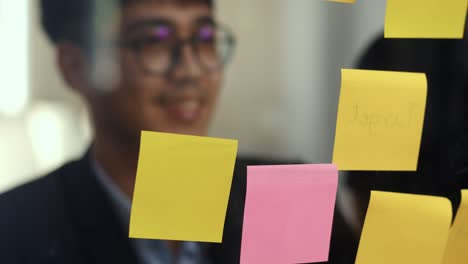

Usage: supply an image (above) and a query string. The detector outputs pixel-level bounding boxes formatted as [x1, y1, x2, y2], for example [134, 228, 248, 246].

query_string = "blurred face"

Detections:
[88, 0, 222, 142]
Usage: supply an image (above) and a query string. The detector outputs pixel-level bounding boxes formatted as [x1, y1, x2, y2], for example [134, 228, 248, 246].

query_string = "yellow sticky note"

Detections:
[356, 191, 452, 264]
[443, 190, 468, 264]
[385, 0, 468, 39]
[328, 0, 356, 3]
[332, 69, 427, 171]
[129, 131, 238, 242]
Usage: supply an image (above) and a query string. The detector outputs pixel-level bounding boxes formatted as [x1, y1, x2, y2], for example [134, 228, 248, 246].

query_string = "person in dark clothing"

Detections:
[346, 33, 468, 232]
[0, 0, 356, 263]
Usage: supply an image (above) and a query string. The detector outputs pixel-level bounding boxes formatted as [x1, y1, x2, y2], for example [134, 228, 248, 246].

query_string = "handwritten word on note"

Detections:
[356, 191, 452, 264]
[443, 190, 468, 264]
[240, 164, 338, 264]
[129, 131, 238, 243]
[332, 69, 427, 171]
[328, 0, 356, 3]
[385, 0, 468, 39]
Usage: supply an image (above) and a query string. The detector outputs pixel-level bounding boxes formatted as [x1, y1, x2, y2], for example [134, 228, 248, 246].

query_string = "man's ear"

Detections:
[56, 42, 93, 97]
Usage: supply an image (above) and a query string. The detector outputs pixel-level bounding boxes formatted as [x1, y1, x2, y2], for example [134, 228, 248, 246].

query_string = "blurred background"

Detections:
[0, 0, 387, 193]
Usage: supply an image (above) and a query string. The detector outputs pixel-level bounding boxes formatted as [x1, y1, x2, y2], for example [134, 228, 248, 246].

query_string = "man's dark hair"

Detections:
[40, 0, 214, 46]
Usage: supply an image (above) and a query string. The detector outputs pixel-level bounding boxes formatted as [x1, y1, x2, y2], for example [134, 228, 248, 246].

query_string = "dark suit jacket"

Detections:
[0, 151, 357, 263]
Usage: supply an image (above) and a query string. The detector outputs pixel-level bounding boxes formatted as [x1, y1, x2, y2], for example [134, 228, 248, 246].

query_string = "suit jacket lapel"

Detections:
[59, 151, 139, 264]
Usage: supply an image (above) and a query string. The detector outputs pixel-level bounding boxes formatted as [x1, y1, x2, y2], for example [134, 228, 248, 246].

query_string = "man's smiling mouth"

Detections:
[154, 92, 207, 123]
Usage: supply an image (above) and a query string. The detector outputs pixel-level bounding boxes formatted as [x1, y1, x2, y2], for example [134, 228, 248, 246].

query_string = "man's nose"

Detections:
[169, 43, 203, 79]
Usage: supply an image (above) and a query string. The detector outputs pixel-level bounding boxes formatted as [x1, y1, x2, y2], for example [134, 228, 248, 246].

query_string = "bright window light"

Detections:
[0, 0, 29, 116]
[26, 103, 67, 174]
[0, 120, 36, 193]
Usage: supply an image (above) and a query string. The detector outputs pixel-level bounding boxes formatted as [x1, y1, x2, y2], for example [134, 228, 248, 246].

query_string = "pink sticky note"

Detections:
[240, 164, 338, 264]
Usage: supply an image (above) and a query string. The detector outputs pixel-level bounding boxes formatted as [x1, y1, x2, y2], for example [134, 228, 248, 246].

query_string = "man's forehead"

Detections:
[121, 0, 213, 32]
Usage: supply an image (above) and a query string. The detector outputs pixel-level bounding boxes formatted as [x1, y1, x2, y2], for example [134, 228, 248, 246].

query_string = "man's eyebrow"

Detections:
[123, 18, 173, 34]
[195, 16, 215, 26]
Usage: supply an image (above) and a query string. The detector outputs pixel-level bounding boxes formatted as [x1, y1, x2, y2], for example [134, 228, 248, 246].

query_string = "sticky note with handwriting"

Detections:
[129, 131, 238, 242]
[443, 190, 468, 264]
[385, 0, 468, 39]
[356, 191, 452, 264]
[333, 69, 427, 171]
[240, 164, 338, 264]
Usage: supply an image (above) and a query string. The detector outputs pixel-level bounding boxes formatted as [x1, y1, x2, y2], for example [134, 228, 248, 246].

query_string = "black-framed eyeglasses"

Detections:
[120, 23, 236, 75]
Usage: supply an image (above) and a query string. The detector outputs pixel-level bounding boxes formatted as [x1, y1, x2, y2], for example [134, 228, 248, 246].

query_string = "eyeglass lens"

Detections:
[136, 24, 233, 74]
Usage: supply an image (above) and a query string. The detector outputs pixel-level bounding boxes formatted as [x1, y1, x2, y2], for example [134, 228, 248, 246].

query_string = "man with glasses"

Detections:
[0, 0, 356, 263]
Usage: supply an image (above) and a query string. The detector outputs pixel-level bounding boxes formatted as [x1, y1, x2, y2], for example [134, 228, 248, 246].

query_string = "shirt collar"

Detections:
[91, 158, 132, 228]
